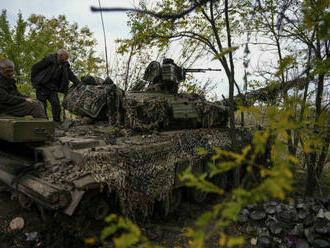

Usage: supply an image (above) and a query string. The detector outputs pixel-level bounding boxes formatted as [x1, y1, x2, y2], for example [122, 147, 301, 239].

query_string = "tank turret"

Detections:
[63, 59, 227, 130]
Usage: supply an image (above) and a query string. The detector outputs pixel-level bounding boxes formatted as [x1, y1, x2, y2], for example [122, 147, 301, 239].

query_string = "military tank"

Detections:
[0, 58, 306, 220]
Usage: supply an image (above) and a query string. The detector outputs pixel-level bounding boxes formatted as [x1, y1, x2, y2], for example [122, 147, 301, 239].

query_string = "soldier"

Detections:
[0, 59, 46, 118]
[31, 49, 81, 124]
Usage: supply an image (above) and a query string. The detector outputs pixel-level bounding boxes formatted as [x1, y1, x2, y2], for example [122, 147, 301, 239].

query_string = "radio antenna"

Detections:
[98, 0, 109, 77]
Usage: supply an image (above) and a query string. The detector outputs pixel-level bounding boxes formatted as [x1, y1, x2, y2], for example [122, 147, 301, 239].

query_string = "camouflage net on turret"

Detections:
[63, 84, 122, 119]
[123, 97, 171, 131]
[79, 129, 234, 217]
[194, 101, 228, 127]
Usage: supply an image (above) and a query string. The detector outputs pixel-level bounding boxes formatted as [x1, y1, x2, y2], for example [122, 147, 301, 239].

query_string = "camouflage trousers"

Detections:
[1, 100, 46, 118]
[36, 89, 61, 122]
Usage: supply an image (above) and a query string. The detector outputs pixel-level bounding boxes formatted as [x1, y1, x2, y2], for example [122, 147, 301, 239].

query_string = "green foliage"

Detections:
[116, 0, 248, 97]
[303, 0, 330, 40]
[86, 214, 162, 248]
[16, 82, 35, 98]
[177, 106, 297, 247]
[179, 78, 215, 97]
[0, 10, 104, 84]
[275, 56, 297, 77]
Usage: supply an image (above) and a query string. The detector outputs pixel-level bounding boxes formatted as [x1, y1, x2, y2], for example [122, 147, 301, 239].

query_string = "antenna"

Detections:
[98, 0, 109, 77]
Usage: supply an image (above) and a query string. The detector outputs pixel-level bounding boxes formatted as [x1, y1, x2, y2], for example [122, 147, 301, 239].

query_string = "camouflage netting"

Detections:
[79, 129, 234, 217]
[194, 101, 228, 128]
[123, 97, 171, 131]
[64, 84, 120, 119]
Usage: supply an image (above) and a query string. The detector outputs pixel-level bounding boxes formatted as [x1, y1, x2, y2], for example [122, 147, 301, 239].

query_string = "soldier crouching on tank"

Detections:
[31, 49, 81, 125]
[0, 59, 46, 118]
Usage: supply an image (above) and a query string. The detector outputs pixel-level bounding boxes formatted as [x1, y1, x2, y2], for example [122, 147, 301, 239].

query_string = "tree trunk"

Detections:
[305, 160, 317, 196]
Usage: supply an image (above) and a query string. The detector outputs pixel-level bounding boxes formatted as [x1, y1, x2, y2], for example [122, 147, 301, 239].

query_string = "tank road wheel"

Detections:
[187, 188, 208, 203]
[93, 199, 110, 220]
[18, 193, 33, 209]
[77, 191, 113, 221]
[86, 197, 111, 220]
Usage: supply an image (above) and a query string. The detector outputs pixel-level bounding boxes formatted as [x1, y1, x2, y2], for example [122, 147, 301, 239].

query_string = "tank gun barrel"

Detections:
[219, 77, 309, 107]
[184, 68, 222, 73]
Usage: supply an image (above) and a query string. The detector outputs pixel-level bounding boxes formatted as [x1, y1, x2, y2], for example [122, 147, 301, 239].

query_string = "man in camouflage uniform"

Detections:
[0, 59, 46, 118]
[31, 49, 81, 123]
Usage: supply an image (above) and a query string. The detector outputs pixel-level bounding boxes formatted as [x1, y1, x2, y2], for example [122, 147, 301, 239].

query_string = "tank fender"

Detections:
[36, 145, 71, 166]
[62, 175, 99, 216]
[63, 190, 85, 216]
[73, 174, 99, 190]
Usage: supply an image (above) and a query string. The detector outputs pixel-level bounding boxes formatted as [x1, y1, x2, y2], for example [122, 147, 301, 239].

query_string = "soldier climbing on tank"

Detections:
[0, 59, 46, 118]
[31, 49, 81, 124]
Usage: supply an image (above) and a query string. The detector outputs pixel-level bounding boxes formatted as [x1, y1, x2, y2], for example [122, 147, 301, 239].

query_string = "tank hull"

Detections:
[0, 119, 250, 217]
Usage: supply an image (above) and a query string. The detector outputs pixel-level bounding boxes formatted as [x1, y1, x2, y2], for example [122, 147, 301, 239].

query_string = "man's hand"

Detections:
[25, 98, 38, 103]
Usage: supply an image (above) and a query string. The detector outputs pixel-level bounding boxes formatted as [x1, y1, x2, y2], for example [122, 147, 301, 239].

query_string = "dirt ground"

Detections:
[0, 190, 221, 248]
[1, 163, 329, 248]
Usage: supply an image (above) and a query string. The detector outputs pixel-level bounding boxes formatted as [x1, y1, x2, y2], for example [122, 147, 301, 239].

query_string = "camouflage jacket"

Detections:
[0, 74, 27, 111]
[31, 53, 80, 93]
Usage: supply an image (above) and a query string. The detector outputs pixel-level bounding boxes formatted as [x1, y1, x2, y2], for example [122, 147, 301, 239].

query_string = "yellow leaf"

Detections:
[283, 168, 293, 179]
[228, 236, 245, 247]
[219, 232, 226, 246]
[303, 145, 314, 153]
[287, 155, 299, 164]
[184, 227, 195, 237]
[260, 169, 268, 178]
[196, 147, 208, 155]
[84, 237, 97, 245]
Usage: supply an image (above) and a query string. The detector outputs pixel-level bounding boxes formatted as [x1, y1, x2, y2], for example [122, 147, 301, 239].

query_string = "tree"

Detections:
[251, 0, 330, 195]
[0, 10, 30, 82]
[0, 10, 105, 83]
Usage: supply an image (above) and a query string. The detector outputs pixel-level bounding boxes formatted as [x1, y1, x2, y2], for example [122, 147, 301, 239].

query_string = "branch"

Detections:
[91, 0, 212, 20]
[152, 31, 218, 55]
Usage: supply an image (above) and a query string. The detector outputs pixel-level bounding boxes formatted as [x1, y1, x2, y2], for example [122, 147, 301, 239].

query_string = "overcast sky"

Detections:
[1, 0, 271, 98]
[1, 0, 135, 55]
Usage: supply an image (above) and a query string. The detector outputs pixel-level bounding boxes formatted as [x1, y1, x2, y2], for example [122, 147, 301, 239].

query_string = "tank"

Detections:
[0, 59, 304, 220]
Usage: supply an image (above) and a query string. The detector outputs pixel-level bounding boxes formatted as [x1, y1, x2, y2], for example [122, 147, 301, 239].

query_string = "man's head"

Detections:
[0, 59, 15, 78]
[57, 49, 69, 63]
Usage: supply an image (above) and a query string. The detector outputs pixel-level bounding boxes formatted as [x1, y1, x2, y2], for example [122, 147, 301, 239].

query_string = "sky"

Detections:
[1, 0, 276, 98]
[1, 0, 135, 55]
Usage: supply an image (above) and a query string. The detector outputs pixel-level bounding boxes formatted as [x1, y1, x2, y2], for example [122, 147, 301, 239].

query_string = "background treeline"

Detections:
[0, 10, 105, 83]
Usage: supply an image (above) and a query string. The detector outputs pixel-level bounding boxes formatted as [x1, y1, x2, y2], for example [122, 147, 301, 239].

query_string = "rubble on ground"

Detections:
[238, 196, 330, 248]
